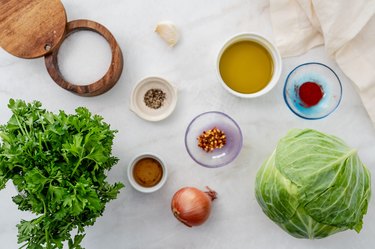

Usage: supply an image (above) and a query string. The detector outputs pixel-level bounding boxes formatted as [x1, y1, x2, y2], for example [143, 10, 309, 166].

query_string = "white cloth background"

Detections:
[269, 0, 375, 125]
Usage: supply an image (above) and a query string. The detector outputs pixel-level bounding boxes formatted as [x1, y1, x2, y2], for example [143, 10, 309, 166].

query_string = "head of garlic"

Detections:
[155, 21, 180, 47]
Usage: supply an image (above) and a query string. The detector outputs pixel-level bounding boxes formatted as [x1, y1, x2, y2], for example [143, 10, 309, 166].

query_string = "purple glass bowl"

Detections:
[185, 111, 243, 168]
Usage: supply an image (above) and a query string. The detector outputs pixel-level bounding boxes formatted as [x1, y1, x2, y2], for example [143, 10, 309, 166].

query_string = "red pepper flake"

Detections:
[298, 82, 324, 107]
[197, 127, 226, 152]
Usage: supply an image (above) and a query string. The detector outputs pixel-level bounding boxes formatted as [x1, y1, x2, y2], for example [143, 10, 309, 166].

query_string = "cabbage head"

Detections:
[255, 129, 371, 239]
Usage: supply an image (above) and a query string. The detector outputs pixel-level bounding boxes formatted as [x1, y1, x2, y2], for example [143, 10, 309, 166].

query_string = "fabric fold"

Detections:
[270, 0, 375, 125]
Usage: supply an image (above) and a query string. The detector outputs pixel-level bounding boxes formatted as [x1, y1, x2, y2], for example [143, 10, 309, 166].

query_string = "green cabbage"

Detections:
[255, 129, 371, 239]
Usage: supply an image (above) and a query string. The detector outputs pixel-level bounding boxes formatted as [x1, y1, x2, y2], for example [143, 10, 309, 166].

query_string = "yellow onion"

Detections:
[171, 186, 217, 227]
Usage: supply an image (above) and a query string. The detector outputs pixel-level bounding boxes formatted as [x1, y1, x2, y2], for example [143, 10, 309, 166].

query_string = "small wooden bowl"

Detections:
[44, 19, 123, 96]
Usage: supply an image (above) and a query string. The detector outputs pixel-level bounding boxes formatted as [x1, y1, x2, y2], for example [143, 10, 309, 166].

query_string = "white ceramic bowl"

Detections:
[130, 76, 177, 121]
[216, 33, 282, 98]
[127, 153, 168, 193]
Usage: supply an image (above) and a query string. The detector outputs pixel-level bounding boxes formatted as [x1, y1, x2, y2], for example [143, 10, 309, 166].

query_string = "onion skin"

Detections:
[171, 186, 217, 227]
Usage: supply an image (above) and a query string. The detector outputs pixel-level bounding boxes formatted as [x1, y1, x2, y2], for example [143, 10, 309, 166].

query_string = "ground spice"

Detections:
[298, 82, 324, 107]
[133, 158, 163, 187]
[197, 127, 226, 152]
[144, 88, 166, 109]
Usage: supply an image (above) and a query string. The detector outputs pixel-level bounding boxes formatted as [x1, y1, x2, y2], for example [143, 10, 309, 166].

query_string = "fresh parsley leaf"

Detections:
[0, 99, 124, 248]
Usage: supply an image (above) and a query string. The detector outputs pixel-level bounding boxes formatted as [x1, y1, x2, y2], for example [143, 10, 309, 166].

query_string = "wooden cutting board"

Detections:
[0, 0, 67, 59]
[0, 0, 123, 97]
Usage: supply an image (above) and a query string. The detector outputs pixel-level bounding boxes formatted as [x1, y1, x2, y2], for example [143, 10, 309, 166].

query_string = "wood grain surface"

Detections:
[44, 20, 124, 97]
[0, 0, 67, 59]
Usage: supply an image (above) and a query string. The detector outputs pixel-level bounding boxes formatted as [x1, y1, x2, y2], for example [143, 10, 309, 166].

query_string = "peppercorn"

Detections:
[144, 88, 166, 109]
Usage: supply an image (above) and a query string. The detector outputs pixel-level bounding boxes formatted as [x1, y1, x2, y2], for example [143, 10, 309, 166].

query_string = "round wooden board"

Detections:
[0, 0, 67, 59]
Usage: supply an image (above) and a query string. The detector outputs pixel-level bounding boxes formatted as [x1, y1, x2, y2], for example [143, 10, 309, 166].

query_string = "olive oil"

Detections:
[219, 40, 273, 94]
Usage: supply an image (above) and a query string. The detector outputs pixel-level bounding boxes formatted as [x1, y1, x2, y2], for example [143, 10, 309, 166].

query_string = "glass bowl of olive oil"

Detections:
[217, 33, 282, 98]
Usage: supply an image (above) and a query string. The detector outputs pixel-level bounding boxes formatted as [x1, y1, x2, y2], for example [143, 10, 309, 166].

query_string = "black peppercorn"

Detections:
[144, 88, 166, 109]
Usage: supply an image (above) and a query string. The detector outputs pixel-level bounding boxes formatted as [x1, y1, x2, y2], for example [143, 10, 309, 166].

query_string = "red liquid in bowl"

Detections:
[298, 82, 323, 107]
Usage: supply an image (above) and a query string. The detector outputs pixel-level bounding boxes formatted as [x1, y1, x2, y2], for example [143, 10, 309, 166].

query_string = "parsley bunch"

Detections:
[0, 99, 124, 249]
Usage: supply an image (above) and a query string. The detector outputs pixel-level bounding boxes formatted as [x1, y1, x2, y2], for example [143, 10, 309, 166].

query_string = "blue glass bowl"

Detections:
[283, 62, 342, 120]
[185, 111, 243, 168]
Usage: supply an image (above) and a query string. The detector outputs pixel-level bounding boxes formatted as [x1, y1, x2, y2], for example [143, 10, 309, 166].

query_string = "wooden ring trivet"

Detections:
[44, 19, 123, 97]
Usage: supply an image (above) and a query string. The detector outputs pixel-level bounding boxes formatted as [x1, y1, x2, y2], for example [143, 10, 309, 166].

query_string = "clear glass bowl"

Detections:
[283, 62, 342, 120]
[185, 111, 243, 168]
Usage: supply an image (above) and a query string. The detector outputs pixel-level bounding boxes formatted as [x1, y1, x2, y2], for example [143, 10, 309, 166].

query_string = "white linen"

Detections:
[270, 0, 375, 125]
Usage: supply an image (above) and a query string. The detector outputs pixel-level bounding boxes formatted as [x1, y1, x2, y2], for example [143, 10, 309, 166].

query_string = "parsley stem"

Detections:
[32, 214, 45, 224]
[39, 197, 51, 248]
[14, 114, 28, 137]
[71, 157, 84, 177]
[19, 243, 28, 249]
[37, 112, 51, 151]
[37, 112, 47, 132]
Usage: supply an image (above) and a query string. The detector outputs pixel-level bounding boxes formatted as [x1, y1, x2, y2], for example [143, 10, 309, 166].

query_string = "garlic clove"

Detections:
[155, 21, 180, 47]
